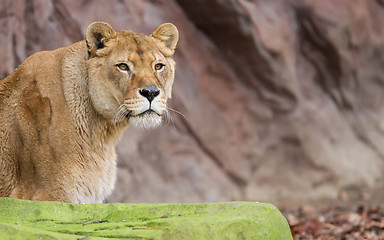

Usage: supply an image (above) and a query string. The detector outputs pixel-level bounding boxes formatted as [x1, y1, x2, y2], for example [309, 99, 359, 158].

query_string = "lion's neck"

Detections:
[90, 117, 127, 147]
[62, 41, 127, 148]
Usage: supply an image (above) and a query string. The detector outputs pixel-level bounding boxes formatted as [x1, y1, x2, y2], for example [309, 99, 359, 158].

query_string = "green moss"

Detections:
[0, 198, 292, 240]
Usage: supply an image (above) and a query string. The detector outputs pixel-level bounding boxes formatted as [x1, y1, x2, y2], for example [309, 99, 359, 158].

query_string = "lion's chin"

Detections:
[128, 111, 162, 130]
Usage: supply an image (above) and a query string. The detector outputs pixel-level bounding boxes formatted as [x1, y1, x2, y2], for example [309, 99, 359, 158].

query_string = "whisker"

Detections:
[113, 104, 129, 127]
[119, 106, 127, 121]
[166, 106, 189, 122]
[164, 109, 177, 129]
[114, 105, 122, 125]
[163, 108, 169, 120]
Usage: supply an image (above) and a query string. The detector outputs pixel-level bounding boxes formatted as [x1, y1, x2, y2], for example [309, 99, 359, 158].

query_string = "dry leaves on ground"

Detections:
[286, 204, 384, 239]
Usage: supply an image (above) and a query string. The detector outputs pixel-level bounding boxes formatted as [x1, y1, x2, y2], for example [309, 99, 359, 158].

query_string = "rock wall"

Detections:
[1, 0, 384, 206]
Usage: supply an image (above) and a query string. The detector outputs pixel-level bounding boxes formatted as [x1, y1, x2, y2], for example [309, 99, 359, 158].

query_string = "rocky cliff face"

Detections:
[1, 0, 384, 206]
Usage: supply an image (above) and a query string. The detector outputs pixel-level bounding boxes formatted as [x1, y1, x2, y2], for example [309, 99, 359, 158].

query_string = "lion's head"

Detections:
[85, 22, 178, 129]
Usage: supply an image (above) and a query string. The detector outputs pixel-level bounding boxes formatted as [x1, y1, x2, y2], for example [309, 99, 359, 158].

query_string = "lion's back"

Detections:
[0, 46, 78, 197]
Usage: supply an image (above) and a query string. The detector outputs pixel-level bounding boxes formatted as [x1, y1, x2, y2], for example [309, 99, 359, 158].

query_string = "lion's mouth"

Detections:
[127, 109, 163, 129]
[126, 109, 161, 118]
[139, 109, 156, 116]
[124, 111, 132, 118]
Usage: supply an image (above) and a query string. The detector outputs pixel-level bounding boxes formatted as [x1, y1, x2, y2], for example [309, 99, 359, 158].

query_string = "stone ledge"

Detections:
[0, 197, 292, 239]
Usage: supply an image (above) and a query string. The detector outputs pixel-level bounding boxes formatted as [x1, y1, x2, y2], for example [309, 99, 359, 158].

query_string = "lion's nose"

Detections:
[139, 85, 160, 102]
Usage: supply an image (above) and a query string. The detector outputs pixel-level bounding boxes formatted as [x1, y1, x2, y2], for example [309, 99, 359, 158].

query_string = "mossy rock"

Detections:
[0, 197, 292, 240]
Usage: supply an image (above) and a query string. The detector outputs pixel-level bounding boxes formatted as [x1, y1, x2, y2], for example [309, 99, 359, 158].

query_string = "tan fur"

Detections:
[0, 22, 178, 203]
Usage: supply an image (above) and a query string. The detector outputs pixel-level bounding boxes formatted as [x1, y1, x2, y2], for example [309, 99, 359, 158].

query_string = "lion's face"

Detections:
[85, 22, 178, 129]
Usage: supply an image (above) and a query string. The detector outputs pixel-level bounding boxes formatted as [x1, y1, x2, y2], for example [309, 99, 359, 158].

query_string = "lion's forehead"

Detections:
[112, 31, 162, 64]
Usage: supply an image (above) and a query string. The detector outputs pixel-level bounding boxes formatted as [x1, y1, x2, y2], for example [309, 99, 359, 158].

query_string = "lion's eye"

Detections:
[117, 63, 130, 72]
[154, 63, 165, 71]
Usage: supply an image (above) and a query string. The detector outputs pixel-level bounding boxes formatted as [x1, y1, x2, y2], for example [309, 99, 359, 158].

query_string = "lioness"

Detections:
[0, 22, 178, 203]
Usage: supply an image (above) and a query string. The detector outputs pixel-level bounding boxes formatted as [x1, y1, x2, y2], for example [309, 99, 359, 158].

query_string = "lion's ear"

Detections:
[152, 23, 179, 56]
[86, 22, 117, 56]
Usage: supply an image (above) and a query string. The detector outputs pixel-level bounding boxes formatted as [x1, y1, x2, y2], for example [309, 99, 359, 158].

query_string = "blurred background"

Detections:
[1, 0, 384, 209]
